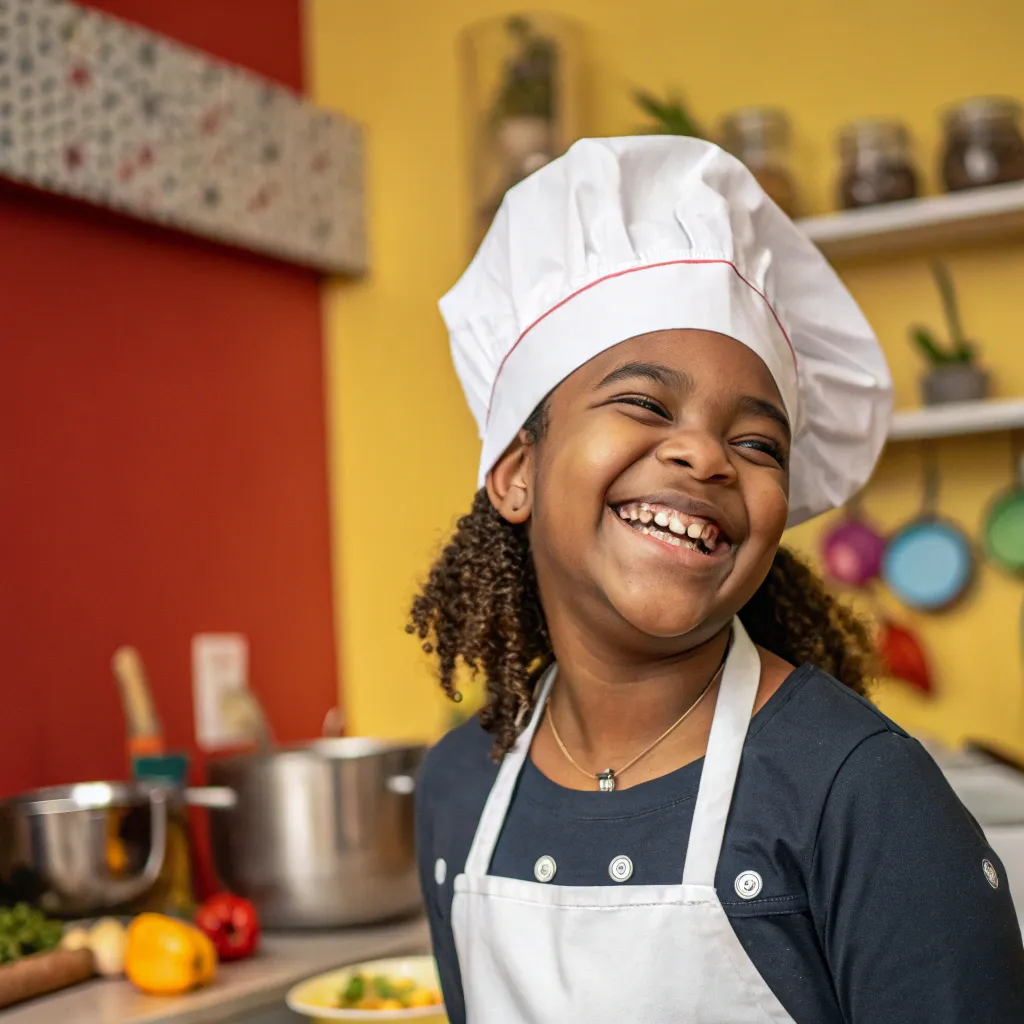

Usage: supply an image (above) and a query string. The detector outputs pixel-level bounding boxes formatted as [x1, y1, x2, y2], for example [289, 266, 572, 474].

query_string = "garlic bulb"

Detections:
[61, 926, 91, 952]
[88, 917, 127, 977]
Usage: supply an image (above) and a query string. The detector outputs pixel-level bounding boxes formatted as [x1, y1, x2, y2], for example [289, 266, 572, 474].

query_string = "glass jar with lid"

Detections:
[837, 119, 919, 210]
[461, 14, 584, 252]
[720, 108, 797, 217]
[941, 97, 1024, 192]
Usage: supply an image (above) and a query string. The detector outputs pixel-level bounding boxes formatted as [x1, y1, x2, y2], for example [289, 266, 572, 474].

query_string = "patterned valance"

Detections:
[0, 0, 366, 274]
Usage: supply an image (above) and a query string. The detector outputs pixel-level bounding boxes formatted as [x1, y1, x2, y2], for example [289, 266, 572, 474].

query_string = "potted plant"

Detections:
[490, 16, 558, 185]
[909, 261, 990, 405]
[632, 90, 703, 137]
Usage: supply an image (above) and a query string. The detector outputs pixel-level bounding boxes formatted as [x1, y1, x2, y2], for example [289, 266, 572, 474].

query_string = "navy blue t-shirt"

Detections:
[415, 664, 1024, 1023]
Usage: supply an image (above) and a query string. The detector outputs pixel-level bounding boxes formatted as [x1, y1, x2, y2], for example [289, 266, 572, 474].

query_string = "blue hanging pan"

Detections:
[882, 445, 974, 612]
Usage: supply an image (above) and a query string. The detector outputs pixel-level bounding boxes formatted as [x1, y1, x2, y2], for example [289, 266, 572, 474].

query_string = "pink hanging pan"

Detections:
[820, 499, 886, 589]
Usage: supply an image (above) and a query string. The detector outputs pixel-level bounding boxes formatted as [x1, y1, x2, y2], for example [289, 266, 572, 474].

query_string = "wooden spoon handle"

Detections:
[0, 949, 95, 1009]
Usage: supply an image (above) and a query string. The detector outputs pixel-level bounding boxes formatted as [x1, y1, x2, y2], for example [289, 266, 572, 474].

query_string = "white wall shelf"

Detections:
[888, 397, 1024, 442]
[798, 181, 1024, 261]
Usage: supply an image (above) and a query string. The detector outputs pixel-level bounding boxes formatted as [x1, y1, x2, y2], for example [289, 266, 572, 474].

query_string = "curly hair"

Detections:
[408, 406, 876, 759]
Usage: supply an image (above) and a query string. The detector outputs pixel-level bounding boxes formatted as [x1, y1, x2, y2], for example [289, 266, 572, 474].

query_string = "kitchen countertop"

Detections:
[5, 916, 431, 1024]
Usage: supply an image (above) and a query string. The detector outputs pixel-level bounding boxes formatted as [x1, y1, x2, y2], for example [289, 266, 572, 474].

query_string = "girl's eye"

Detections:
[734, 438, 788, 468]
[613, 395, 671, 419]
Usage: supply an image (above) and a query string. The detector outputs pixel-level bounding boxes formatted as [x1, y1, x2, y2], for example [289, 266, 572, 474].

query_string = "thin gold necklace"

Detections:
[546, 657, 727, 792]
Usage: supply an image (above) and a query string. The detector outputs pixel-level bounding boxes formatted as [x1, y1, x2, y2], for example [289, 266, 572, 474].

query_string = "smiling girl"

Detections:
[410, 137, 1024, 1023]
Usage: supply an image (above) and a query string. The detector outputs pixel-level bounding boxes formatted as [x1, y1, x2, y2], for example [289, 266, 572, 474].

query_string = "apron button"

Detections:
[983, 858, 1000, 889]
[534, 855, 557, 883]
[734, 870, 763, 900]
[608, 855, 633, 883]
[434, 858, 447, 885]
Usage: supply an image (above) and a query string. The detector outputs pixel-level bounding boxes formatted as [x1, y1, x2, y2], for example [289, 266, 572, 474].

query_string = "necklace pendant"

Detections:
[597, 769, 616, 793]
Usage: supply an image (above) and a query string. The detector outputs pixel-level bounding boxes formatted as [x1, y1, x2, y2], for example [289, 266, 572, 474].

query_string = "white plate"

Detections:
[286, 955, 446, 1021]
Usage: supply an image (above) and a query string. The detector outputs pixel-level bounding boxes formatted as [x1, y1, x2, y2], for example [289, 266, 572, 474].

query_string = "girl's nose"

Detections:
[655, 429, 737, 485]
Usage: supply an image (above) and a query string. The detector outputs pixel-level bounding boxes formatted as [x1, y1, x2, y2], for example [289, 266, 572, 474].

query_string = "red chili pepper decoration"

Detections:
[194, 893, 260, 961]
[878, 618, 933, 695]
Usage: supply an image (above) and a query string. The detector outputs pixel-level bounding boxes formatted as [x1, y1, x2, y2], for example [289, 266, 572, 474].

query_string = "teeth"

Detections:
[626, 518, 712, 552]
[616, 502, 727, 552]
[651, 528, 681, 547]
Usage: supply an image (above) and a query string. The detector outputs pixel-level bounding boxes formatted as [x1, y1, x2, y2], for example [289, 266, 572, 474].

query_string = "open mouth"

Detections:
[610, 501, 732, 557]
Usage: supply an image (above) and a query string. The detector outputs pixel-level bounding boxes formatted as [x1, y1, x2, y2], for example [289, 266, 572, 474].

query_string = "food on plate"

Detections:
[125, 913, 216, 995]
[339, 971, 443, 1010]
[194, 892, 260, 961]
[0, 904, 63, 964]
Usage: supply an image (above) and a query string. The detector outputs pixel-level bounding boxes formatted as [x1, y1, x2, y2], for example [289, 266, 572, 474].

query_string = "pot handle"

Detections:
[100, 786, 169, 906]
[386, 774, 416, 796]
[183, 786, 238, 810]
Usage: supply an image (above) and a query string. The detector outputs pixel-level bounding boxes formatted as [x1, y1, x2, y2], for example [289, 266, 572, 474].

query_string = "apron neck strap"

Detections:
[464, 664, 558, 876]
[681, 617, 761, 886]
[462, 617, 761, 886]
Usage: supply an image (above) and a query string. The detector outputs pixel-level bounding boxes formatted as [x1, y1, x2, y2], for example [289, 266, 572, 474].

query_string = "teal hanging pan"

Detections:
[882, 446, 974, 612]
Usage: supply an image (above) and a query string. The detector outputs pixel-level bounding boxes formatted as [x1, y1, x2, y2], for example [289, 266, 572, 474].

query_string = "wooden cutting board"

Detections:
[0, 949, 95, 1009]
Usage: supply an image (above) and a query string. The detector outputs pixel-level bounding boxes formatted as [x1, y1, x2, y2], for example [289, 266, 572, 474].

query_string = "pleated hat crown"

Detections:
[440, 136, 892, 526]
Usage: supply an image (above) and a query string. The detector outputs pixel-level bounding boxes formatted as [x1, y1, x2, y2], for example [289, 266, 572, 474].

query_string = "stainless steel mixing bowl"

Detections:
[0, 781, 168, 917]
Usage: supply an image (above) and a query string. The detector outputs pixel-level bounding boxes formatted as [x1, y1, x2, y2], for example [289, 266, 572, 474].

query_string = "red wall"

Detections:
[0, 1, 338, 797]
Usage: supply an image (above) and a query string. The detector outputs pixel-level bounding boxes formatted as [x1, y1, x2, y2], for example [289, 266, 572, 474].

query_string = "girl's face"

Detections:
[490, 330, 791, 650]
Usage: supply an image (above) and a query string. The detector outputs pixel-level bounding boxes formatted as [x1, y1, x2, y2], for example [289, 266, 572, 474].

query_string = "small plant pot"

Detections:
[921, 365, 990, 405]
[496, 115, 554, 177]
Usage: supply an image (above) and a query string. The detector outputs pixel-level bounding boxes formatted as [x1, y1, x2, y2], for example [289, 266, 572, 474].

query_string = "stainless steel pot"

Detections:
[189, 737, 426, 929]
[0, 781, 168, 917]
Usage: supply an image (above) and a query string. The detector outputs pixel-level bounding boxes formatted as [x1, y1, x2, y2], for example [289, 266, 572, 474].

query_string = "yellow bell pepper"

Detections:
[125, 913, 217, 995]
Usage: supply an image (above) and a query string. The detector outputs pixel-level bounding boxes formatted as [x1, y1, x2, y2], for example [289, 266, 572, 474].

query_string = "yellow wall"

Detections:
[308, 0, 1024, 755]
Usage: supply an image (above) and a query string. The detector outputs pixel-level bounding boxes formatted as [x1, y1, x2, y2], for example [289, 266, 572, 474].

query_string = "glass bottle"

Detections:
[941, 97, 1024, 192]
[720, 108, 798, 217]
[837, 119, 919, 210]
[460, 14, 583, 252]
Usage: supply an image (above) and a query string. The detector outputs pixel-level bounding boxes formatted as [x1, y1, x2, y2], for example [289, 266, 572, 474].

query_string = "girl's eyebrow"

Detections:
[595, 361, 791, 440]
[594, 361, 691, 392]
[737, 395, 791, 440]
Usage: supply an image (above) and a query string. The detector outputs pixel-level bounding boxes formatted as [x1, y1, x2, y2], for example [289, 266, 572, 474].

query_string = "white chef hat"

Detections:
[439, 136, 892, 527]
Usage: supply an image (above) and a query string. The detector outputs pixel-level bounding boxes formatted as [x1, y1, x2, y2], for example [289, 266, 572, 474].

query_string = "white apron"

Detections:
[451, 617, 797, 1023]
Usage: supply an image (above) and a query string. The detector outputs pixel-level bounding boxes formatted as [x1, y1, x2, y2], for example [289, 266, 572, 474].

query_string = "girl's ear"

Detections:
[486, 430, 535, 525]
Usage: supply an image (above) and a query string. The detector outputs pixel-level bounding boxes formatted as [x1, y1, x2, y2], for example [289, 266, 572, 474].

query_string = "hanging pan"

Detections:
[983, 435, 1024, 574]
[820, 496, 886, 589]
[882, 444, 974, 612]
